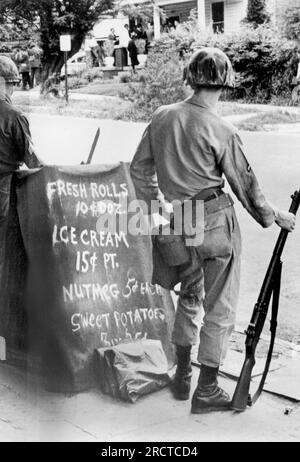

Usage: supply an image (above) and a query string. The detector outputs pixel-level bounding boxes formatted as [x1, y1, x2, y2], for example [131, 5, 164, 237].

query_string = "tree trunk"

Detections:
[40, 34, 83, 95]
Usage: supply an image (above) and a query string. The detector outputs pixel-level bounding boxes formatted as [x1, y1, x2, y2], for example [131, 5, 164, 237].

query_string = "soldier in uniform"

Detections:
[130, 48, 296, 414]
[0, 56, 43, 253]
[0, 56, 42, 172]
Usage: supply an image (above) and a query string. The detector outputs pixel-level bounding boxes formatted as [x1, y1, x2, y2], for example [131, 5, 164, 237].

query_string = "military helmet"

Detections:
[0, 56, 21, 84]
[184, 47, 235, 89]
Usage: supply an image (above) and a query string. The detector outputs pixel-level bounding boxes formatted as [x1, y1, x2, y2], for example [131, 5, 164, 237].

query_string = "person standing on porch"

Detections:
[127, 33, 140, 73]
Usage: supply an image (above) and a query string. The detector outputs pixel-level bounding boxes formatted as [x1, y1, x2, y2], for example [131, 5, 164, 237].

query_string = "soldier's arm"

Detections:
[130, 123, 162, 211]
[218, 133, 275, 228]
[13, 114, 44, 169]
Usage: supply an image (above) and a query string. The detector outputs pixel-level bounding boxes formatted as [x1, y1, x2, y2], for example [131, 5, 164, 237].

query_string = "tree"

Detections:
[0, 18, 39, 53]
[0, 0, 113, 85]
[112, 4, 154, 27]
[244, 0, 270, 27]
[283, 6, 300, 41]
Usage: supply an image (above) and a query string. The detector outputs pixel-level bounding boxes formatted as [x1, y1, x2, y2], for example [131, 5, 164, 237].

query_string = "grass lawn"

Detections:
[13, 84, 300, 129]
[14, 93, 263, 123]
[71, 82, 263, 118]
[14, 92, 131, 120]
[71, 81, 130, 97]
[217, 101, 263, 117]
[236, 110, 300, 130]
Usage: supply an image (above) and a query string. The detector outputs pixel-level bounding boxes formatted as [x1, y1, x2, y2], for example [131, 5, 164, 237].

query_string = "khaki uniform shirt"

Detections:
[130, 98, 274, 228]
[0, 94, 41, 172]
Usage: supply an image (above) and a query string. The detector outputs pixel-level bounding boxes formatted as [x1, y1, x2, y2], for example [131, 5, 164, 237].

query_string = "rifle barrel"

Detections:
[257, 190, 300, 305]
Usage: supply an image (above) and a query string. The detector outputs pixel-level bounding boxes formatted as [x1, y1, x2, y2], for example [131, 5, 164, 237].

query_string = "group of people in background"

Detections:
[12, 43, 42, 91]
[108, 22, 154, 72]
[162, 19, 180, 34]
[8, 19, 176, 87]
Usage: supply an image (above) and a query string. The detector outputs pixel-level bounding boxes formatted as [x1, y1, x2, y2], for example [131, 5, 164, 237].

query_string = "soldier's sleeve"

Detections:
[130, 123, 162, 212]
[13, 114, 43, 169]
[218, 133, 275, 228]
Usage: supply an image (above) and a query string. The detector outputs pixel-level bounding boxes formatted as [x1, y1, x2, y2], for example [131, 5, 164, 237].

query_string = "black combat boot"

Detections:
[172, 345, 193, 401]
[191, 364, 231, 414]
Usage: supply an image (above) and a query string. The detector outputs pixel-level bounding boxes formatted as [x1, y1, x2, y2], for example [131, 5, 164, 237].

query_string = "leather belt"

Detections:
[203, 189, 224, 203]
[204, 193, 234, 215]
[191, 188, 224, 202]
[182, 189, 234, 216]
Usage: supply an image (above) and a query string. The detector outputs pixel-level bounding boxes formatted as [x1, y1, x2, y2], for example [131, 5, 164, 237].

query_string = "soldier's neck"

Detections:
[191, 89, 222, 111]
[0, 85, 13, 103]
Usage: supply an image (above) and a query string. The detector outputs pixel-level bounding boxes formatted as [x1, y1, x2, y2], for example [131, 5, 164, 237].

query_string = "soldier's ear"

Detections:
[7, 83, 15, 96]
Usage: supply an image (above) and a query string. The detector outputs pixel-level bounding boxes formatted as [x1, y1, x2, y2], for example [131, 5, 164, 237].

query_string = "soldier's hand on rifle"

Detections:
[274, 209, 296, 232]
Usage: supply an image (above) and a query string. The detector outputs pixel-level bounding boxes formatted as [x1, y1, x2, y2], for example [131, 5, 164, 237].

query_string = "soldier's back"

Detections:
[0, 98, 24, 172]
[149, 100, 237, 202]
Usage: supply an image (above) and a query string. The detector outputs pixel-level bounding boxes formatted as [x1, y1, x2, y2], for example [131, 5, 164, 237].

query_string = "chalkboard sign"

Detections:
[13, 163, 175, 392]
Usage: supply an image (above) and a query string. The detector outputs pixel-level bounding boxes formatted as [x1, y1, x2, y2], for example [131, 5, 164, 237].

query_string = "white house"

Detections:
[93, 0, 300, 41]
[112, 0, 248, 37]
[155, 0, 300, 37]
[159, 0, 248, 34]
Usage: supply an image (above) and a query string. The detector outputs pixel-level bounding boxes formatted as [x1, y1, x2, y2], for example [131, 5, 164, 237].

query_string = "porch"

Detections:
[117, 0, 248, 39]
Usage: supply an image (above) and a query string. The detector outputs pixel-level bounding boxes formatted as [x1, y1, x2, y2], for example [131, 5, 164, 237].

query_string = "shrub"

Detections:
[0, 44, 12, 53]
[67, 67, 103, 89]
[282, 6, 300, 41]
[151, 24, 299, 103]
[119, 20, 300, 121]
[118, 71, 133, 83]
[118, 71, 146, 84]
[82, 67, 103, 83]
[198, 26, 298, 102]
[270, 39, 299, 101]
[121, 44, 189, 121]
[68, 75, 89, 89]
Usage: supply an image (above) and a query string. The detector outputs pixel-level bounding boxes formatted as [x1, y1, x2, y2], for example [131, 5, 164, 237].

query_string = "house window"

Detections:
[212, 1, 224, 33]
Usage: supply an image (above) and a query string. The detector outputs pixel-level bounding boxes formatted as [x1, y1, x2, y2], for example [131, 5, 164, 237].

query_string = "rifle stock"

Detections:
[231, 356, 255, 411]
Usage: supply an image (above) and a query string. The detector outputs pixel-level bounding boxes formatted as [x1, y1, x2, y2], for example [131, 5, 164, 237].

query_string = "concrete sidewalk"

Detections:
[0, 360, 299, 442]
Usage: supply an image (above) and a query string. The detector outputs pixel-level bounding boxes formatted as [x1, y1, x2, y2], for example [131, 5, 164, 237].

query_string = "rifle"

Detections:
[81, 128, 100, 165]
[231, 189, 300, 412]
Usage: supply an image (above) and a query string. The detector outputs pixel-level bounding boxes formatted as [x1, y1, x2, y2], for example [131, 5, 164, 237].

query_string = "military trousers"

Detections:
[172, 203, 242, 368]
[0, 174, 11, 245]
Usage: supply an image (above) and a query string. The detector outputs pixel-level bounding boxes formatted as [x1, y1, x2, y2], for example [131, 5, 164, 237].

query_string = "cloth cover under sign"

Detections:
[95, 340, 171, 403]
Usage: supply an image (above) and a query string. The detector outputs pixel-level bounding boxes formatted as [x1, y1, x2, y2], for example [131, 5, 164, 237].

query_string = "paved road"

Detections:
[28, 113, 146, 165]
[26, 113, 300, 341]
